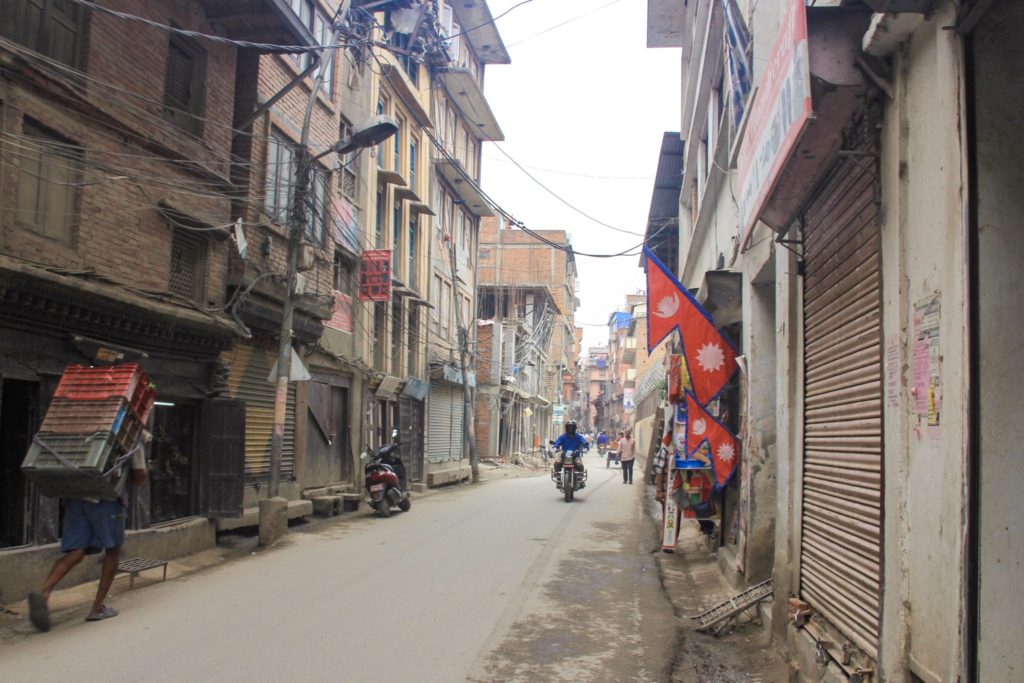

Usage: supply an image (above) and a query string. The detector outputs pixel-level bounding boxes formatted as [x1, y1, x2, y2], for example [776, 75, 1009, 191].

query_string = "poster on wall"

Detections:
[912, 294, 942, 430]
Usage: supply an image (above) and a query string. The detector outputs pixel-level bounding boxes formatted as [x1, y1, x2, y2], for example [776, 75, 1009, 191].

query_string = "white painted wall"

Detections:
[878, 5, 969, 680]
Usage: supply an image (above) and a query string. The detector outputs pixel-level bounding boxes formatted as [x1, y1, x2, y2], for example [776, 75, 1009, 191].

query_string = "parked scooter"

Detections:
[361, 429, 411, 517]
[550, 443, 587, 502]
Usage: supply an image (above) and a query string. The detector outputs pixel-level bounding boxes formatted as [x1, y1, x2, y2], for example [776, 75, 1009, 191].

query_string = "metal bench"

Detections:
[116, 557, 168, 588]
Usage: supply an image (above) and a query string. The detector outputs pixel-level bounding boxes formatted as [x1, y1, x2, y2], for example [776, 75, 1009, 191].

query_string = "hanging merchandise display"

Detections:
[667, 354, 689, 403]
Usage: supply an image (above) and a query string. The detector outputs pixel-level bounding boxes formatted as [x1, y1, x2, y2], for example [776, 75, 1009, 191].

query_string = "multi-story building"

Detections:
[649, 0, 1024, 680]
[583, 347, 609, 433]
[0, 0, 313, 593]
[473, 217, 579, 460]
[423, 9, 508, 483]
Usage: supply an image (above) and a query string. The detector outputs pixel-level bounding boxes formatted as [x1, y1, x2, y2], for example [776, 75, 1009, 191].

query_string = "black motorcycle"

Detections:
[550, 445, 587, 502]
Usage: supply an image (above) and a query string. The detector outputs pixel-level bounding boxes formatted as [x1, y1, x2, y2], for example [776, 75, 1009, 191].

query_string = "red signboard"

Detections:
[358, 250, 391, 302]
[737, 0, 812, 244]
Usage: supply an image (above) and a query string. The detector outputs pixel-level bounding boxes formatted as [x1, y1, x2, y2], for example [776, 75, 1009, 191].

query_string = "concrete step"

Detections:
[302, 484, 353, 500]
[215, 499, 314, 532]
[339, 492, 362, 512]
[311, 495, 343, 518]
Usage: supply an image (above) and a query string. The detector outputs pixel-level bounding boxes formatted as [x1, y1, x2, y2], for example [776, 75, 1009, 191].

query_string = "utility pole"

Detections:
[269, 8, 348, 498]
[447, 235, 478, 482]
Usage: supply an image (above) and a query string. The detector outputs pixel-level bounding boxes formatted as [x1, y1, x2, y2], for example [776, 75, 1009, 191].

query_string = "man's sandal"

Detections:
[27, 592, 50, 632]
[85, 605, 118, 621]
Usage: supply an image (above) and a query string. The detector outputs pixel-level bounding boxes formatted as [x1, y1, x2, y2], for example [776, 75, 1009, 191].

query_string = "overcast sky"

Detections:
[480, 0, 681, 354]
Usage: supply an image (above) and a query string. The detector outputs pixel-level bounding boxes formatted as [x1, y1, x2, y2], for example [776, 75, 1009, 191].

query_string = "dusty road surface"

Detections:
[2, 452, 677, 682]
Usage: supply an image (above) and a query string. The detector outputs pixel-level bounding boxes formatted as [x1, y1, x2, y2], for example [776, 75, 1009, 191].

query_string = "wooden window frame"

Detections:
[2, 0, 86, 68]
[162, 33, 207, 137]
[15, 119, 82, 244]
[168, 227, 208, 303]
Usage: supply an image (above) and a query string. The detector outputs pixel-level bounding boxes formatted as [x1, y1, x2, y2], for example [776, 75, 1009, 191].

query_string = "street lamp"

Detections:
[267, 115, 400, 499]
[323, 115, 399, 159]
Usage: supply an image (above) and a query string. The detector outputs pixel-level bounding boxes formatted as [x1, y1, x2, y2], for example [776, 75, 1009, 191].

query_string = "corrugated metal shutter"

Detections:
[427, 383, 462, 462]
[800, 131, 883, 660]
[221, 343, 296, 482]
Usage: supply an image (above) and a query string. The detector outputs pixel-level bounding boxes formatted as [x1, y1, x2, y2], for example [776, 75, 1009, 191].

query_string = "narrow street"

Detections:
[1, 454, 677, 682]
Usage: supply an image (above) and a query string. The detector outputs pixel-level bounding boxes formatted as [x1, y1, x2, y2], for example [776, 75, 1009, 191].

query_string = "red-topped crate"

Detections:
[54, 364, 155, 424]
[54, 364, 144, 403]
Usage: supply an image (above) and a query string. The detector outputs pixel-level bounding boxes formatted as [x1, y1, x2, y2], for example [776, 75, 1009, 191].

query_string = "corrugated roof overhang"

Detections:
[641, 132, 683, 270]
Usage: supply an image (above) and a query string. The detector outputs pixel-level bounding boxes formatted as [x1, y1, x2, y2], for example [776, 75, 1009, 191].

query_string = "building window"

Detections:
[392, 202, 402, 275]
[163, 35, 207, 136]
[2, 0, 84, 67]
[333, 250, 354, 296]
[374, 302, 386, 368]
[431, 274, 441, 333]
[407, 307, 418, 376]
[16, 120, 81, 243]
[441, 3, 460, 62]
[339, 117, 358, 200]
[375, 188, 385, 248]
[408, 217, 417, 288]
[388, 27, 419, 86]
[266, 129, 296, 224]
[410, 140, 420, 190]
[289, 0, 334, 94]
[393, 115, 405, 174]
[376, 98, 387, 168]
[391, 302, 403, 370]
[168, 228, 207, 302]
[307, 164, 328, 244]
[265, 130, 324, 242]
[440, 280, 452, 337]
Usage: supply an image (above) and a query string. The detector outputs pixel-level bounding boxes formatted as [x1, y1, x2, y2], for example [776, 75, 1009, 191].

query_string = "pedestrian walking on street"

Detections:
[619, 429, 636, 484]
[27, 434, 149, 632]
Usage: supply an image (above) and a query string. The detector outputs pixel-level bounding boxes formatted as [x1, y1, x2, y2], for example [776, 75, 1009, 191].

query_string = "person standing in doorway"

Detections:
[619, 429, 636, 484]
[28, 433, 149, 632]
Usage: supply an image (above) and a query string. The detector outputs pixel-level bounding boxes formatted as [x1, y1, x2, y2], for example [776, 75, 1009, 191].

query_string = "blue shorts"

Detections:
[61, 499, 126, 555]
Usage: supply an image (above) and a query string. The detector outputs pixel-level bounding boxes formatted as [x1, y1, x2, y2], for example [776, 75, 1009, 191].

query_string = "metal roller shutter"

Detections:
[221, 343, 296, 482]
[427, 383, 463, 463]
[800, 132, 883, 660]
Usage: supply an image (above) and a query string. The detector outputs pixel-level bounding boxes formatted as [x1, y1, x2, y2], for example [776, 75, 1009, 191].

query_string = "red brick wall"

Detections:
[475, 321, 495, 384]
[0, 0, 237, 306]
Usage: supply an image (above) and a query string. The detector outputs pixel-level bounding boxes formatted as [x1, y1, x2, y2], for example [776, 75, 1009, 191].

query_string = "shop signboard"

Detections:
[737, 0, 812, 244]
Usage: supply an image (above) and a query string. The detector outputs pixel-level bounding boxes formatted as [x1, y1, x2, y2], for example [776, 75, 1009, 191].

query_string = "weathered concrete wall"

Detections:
[771, 247, 803, 641]
[877, 5, 969, 681]
[0, 518, 214, 606]
[973, 2, 1024, 679]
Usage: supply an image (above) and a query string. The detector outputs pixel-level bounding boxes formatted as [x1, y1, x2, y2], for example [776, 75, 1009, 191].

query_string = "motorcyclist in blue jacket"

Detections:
[552, 421, 588, 474]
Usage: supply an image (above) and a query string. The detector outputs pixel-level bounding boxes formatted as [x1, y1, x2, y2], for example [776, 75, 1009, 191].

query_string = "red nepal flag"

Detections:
[644, 247, 737, 405]
[685, 391, 740, 490]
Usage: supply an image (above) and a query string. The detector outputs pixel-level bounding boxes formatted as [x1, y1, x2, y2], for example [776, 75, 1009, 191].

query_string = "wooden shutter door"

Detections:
[200, 399, 245, 518]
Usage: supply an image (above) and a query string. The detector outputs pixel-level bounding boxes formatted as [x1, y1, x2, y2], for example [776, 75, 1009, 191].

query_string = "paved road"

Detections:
[2, 453, 676, 682]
